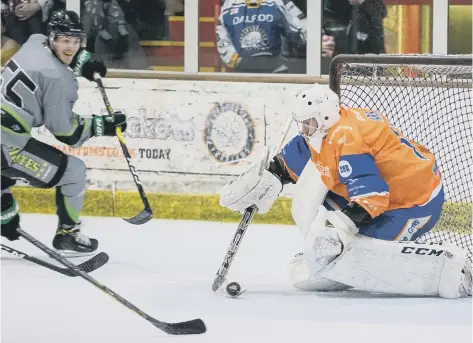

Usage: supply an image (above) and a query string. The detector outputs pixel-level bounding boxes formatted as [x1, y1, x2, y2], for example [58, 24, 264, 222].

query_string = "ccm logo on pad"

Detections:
[400, 246, 444, 256]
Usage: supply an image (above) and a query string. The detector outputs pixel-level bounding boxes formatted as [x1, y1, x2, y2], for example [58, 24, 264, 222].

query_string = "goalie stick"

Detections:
[93, 73, 153, 225]
[1, 244, 109, 276]
[212, 116, 294, 292]
[16, 228, 206, 335]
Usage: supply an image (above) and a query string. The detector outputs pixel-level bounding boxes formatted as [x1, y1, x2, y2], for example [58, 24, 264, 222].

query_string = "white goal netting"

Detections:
[330, 54, 472, 263]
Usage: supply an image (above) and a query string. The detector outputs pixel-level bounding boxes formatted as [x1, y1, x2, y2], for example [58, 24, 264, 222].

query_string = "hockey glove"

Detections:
[92, 111, 127, 137]
[268, 154, 295, 185]
[1, 193, 20, 241]
[71, 49, 107, 81]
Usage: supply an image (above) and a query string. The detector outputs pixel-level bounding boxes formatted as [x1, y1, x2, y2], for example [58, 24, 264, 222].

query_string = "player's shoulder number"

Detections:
[2, 59, 38, 108]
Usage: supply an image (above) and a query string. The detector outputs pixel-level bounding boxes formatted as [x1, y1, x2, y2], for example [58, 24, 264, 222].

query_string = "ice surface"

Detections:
[2, 214, 472, 343]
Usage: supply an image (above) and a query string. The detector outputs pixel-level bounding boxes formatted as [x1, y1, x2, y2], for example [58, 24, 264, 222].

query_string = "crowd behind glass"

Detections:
[1, 0, 472, 73]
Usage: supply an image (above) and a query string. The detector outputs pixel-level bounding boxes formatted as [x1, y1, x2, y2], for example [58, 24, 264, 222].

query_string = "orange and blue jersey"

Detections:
[281, 106, 444, 241]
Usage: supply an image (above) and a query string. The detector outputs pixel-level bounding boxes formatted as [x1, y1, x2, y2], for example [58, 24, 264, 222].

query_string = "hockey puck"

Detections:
[226, 282, 241, 297]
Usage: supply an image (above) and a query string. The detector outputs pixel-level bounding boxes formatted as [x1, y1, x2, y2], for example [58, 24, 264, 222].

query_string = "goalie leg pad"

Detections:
[287, 208, 356, 291]
[319, 235, 469, 298]
[289, 252, 351, 292]
[302, 208, 358, 275]
[303, 224, 343, 274]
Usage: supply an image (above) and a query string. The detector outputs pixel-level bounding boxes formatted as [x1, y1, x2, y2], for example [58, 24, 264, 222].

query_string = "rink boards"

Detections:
[12, 77, 471, 224]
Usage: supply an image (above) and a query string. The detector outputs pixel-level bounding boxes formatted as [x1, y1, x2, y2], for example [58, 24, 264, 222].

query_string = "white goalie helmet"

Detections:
[289, 84, 340, 150]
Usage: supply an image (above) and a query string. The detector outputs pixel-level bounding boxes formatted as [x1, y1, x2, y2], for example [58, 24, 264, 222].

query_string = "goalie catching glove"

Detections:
[219, 155, 288, 214]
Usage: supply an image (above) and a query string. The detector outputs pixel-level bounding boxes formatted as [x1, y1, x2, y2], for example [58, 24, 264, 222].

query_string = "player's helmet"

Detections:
[289, 83, 340, 139]
[47, 10, 86, 47]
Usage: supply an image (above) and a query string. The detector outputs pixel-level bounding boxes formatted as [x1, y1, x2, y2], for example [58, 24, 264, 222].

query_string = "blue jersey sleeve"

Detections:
[280, 134, 311, 179]
[338, 153, 389, 199]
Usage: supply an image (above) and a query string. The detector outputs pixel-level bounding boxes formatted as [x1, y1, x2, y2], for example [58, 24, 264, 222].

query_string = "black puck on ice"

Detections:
[226, 282, 241, 297]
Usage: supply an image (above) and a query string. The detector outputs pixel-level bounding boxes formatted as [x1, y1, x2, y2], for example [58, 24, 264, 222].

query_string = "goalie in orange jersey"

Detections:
[219, 83, 471, 298]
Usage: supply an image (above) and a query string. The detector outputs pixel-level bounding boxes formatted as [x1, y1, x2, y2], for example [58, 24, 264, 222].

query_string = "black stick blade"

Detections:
[153, 318, 207, 335]
[76, 252, 109, 274]
[123, 208, 153, 225]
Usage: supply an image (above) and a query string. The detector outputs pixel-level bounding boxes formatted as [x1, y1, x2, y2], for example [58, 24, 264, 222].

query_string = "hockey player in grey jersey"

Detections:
[0, 10, 127, 255]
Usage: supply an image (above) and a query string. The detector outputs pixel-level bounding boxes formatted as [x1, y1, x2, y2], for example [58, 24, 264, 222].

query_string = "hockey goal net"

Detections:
[329, 54, 472, 264]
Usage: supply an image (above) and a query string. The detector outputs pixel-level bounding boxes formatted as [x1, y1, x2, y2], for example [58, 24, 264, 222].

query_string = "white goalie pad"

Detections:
[292, 160, 329, 237]
[289, 252, 351, 292]
[319, 235, 468, 298]
[303, 207, 359, 274]
[289, 209, 358, 292]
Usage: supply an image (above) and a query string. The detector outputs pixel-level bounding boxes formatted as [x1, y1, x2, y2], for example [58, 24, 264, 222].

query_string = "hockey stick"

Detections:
[93, 73, 153, 225]
[212, 116, 294, 292]
[16, 228, 206, 335]
[1, 244, 109, 276]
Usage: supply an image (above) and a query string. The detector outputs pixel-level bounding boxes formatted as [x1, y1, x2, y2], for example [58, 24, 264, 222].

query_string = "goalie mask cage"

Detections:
[329, 54, 472, 264]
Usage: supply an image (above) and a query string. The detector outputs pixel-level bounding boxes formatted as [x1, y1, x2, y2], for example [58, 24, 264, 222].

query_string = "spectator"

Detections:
[81, 0, 149, 69]
[350, 0, 387, 54]
[119, 0, 167, 40]
[283, 0, 336, 59]
[216, 0, 307, 74]
[320, 0, 386, 73]
[1, 0, 47, 46]
[1, 18, 21, 66]
[323, 0, 387, 56]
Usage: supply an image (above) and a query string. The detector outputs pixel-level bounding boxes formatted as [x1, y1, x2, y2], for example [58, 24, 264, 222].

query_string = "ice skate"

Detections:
[52, 222, 98, 257]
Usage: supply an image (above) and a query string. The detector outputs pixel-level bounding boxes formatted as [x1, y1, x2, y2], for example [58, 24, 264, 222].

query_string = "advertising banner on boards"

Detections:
[31, 79, 300, 179]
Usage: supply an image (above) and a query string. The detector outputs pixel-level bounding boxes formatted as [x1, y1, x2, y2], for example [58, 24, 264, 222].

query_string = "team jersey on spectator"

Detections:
[216, 0, 306, 68]
[281, 106, 442, 218]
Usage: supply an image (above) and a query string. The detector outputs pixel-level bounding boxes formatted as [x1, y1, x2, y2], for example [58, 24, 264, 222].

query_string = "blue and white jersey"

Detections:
[216, 0, 306, 67]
